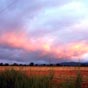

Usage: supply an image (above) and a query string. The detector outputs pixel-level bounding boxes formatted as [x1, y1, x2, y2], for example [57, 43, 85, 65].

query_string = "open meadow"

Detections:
[0, 66, 88, 88]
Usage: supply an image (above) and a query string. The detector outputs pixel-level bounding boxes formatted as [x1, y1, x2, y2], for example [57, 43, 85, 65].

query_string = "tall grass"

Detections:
[0, 69, 54, 88]
[0, 69, 83, 88]
[59, 73, 82, 88]
[0, 70, 30, 88]
[75, 72, 82, 88]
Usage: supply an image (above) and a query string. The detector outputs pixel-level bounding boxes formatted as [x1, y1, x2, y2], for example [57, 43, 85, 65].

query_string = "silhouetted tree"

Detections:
[12, 63, 18, 66]
[49, 64, 54, 66]
[29, 62, 34, 66]
[19, 64, 23, 66]
[0, 63, 3, 66]
[4, 63, 9, 66]
[56, 63, 61, 66]
[41, 64, 46, 66]
[35, 64, 39, 66]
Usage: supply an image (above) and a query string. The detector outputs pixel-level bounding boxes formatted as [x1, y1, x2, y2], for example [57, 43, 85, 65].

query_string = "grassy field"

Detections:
[0, 66, 88, 88]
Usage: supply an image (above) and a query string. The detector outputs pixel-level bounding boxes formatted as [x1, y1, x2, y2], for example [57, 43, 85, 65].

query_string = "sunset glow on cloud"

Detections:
[0, 0, 88, 63]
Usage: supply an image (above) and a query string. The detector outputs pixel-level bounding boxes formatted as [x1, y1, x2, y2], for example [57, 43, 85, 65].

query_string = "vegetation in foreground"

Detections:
[0, 69, 83, 88]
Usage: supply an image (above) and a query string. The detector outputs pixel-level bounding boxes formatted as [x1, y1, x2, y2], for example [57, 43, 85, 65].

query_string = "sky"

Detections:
[0, 0, 88, 64]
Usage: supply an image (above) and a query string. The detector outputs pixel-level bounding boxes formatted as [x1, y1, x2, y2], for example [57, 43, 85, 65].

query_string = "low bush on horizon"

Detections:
[0, 69, 83, 88]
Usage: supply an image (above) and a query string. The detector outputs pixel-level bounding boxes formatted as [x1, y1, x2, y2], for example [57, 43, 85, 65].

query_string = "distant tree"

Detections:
[42, 64, 46, 66]
[29, 62, 34, 66]
[12, 63, 18, 66]
[56, 63, 61, 66]
[23, 64, 27, 66]
[0, 63, 3, 66]
[35, 64, 39, 66]
[19, 64, 23, 66]
[49, 64, 54, 66]
[4, 63, 9, 66]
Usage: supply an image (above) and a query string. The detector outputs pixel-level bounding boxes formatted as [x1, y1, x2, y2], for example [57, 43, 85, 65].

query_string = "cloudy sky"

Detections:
[0, 0, 88, 64]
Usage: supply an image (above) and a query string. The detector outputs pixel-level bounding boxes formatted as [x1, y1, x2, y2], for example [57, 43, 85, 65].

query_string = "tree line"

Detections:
[0, 62, 61, 66]
[0, 62, 88, 66]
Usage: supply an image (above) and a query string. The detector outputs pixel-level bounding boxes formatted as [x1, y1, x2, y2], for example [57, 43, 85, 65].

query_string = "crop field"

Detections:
[0, 66, 88, 88]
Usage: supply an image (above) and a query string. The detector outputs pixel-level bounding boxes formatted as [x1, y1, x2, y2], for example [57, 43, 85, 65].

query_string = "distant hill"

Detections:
[60, 62, 88, 66]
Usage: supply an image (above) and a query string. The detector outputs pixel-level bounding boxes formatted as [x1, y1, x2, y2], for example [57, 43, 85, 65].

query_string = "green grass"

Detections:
[0, 69, 53, 88]
[59, 74, 82, 88]
[0, 69, 83, 88]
